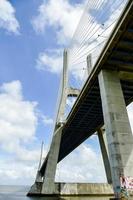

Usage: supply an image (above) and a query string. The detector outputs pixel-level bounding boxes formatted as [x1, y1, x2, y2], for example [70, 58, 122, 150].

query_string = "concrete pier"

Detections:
[98, 69, 133, 196]
[28, 183, 114, 197]
[27, 182, 133, 199]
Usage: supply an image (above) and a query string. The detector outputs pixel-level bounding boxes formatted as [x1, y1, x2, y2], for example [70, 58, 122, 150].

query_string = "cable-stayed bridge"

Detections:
[28, 0, 133, 198]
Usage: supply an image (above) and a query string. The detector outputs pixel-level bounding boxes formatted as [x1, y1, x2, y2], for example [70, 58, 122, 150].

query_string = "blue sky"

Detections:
[0, 0, 132, 185]
[0, 0, 60, 144]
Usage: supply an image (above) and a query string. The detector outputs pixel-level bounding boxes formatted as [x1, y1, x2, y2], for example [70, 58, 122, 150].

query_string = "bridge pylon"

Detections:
[27, 49, 80, 195]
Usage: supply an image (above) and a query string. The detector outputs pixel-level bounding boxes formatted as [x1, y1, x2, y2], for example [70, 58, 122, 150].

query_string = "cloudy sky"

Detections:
[0, 0, 132, 185]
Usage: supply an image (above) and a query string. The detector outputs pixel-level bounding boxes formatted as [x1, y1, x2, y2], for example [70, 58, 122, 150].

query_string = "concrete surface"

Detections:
[98, 69, 133, 195]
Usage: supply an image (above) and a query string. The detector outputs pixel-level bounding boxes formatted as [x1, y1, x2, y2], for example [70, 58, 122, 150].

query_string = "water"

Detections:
[0, 185, 111, 200]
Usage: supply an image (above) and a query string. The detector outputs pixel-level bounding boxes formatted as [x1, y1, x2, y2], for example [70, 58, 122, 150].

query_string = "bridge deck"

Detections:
[40, 0, 133, 175]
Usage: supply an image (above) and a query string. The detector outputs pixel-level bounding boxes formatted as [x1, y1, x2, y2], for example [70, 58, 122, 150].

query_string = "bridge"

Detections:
[28, 0, 133, 199]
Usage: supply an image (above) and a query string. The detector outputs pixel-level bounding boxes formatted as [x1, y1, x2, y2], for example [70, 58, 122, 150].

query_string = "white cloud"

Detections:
[32, 0, 83, 44]
[0, 159, 37, 185]
[127, 103, 133, 133]
[0, 80, 37, 151]
[0, 80, 46, 163]
[42, 115, 53, 126]
[56, 143, 106, 183]
[36, 49, 63, 74]
[0, 0, 20, 34]
[0, 80, 49, 184]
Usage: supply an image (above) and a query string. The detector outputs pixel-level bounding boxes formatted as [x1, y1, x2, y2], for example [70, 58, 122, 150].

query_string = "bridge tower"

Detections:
[41, 49, 69, 194]
[41, 49, 80, 194]
[28, 49, 80, 195]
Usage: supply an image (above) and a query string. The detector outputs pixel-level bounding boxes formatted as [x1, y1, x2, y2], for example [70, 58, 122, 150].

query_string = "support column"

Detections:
[41, 124, 64, 194]
[98, 69, 133, 197]
[41, 50, 68, 194]
[97, 128, 112, 184]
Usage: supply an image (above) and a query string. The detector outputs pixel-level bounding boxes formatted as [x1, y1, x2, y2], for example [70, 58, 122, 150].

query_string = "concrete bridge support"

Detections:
[41, 124, 64, 194]
[97, 128, 112, 184]
[98, 69, 133, 197]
